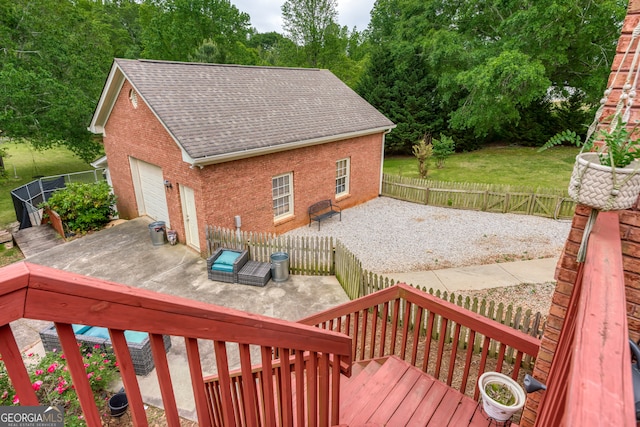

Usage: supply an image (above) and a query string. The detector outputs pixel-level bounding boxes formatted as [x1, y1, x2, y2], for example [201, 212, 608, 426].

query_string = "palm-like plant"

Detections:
[541, 116, 640, 168]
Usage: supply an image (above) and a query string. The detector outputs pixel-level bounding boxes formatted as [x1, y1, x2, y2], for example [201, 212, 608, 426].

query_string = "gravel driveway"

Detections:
[285, 197, 571, 274]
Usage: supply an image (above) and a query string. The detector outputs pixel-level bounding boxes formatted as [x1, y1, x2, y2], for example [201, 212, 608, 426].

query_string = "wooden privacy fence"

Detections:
[382, 174, 576, 219]
[206, 228, 545, 343]
[206, 226, 335, 275]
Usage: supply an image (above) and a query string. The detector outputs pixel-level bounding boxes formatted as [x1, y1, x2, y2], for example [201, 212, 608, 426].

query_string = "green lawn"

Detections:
[0, 143, 579, 230]
[0, 141, 92, 227]
[384, 145, 580, 190]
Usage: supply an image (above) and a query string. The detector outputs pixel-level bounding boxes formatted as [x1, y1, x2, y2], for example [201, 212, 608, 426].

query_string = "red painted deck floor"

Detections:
[338, 356, 519, 427]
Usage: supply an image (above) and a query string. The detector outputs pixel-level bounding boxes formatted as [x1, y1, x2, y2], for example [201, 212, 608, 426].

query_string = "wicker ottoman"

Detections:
[39, 325, 172, 376]
[237, 261, 271, 287]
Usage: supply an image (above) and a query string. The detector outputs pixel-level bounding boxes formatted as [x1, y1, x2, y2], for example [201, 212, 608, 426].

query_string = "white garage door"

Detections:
[130, 158, 170, 227]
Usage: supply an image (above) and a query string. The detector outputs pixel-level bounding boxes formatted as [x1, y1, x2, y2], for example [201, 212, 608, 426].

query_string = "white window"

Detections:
[336, 158, 350, 196]
[272, 173, 293, 218]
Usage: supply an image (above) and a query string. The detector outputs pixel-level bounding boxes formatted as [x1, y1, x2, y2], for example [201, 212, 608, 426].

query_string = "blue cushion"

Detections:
[216, 250, 240, 265]
[72, 324, 91, 335]
[80, 327, 148, 344]
[123, 330, 148, 344]
[212, 262, 234, 272]
[81, 327, 110, 340]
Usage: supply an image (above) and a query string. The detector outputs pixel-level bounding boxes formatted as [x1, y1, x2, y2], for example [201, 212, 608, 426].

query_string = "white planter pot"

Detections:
[478, 372, 526, 422]
[569, 153, 640, 211]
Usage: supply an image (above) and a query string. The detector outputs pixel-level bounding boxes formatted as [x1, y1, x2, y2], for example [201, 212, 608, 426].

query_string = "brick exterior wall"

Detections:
[521, 1, 640, 424]
[102, 80, 384, 255]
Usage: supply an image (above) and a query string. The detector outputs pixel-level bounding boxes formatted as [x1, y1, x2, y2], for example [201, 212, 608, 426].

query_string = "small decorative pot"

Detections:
[569, 152, 640, 211]
[478, 372, 526, 422]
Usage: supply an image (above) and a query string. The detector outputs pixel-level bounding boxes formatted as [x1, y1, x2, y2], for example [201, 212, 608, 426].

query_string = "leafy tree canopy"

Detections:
[0, 0, 125, 161]
[358, 0, 626, 153]
[138, 0, 253, 62]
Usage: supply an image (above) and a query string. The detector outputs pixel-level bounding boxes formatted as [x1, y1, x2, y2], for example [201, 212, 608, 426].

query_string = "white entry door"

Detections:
[130, 158, 170, 227]
[180, 185, 200, 250]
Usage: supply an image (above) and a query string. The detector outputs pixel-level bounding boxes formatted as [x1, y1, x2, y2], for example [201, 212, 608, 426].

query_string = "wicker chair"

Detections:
[207, 248, 249, 283]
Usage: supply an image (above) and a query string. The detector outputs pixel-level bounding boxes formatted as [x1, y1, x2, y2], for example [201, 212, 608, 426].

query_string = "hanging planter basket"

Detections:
[478, 372, 526, 422]
[568, 152, 640, 211]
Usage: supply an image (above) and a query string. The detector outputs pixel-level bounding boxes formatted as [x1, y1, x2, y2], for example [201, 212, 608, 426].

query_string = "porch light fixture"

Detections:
[164, 179, 172, 189]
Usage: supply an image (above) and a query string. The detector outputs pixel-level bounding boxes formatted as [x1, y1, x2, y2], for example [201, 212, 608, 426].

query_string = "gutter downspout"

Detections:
[379, 129, 392, 196]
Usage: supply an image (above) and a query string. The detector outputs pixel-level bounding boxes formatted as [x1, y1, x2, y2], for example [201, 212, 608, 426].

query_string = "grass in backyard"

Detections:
[0, 245, 24, 268]
[0, 141, 92, 227]
[384, 145, 579, 190]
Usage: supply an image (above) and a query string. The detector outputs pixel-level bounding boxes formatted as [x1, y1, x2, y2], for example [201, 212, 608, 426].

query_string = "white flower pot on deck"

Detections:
[478, 372, 526, 422]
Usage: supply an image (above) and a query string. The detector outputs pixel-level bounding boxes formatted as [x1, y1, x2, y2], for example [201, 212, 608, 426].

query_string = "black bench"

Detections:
[308, 200, 341, 230]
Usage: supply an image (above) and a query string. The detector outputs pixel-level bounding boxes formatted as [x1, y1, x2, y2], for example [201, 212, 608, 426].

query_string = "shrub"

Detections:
[412, 135, 433, 178]
[42, 181, 116, 234]
[432, 133, 455, 168]
[0, 344, 119, 426]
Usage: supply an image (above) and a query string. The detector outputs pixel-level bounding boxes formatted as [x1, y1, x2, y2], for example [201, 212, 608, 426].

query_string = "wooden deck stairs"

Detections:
[336, 356, 518, 427]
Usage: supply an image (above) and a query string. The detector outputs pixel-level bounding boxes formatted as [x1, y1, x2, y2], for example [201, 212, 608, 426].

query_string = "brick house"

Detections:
[89, 59, 395, 254]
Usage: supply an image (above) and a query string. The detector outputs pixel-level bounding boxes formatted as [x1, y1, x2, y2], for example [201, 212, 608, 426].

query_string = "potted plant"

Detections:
[540, 116, 640, 211]
[478, 372, 526, 422]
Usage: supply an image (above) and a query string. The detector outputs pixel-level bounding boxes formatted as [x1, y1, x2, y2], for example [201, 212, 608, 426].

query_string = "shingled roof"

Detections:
[90, 59, 395, 166]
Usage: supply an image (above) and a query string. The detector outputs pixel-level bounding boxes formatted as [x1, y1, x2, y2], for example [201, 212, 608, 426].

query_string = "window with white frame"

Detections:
[336, 158, 350, 196]
[272, 173, 293, 218]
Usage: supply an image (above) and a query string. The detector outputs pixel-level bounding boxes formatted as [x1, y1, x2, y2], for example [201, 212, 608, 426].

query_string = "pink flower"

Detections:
[27, 353, 33, 357]
[35, 369, 44, 376]
[1, 391, 8, 400]
[87, 372, 94, 379]
[103, 359, 110, 364]
[12, 395, 19, 404]
[60, 354, 66, 360]
[47, 363, 57, 373]
[84, 363, 90, 368]
[93, 344, 101, 349]
[32, 381, 43, 391]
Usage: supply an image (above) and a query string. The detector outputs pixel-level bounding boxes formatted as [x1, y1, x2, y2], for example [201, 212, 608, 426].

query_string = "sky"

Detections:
[230, 0, 376, 34]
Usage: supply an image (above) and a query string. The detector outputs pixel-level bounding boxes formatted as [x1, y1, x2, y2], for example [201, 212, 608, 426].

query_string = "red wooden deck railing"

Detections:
[0, 262, 351, 427]
[297, 283, 541, 399]
[534, 211, 636, 426]
[202, 282, 541, 425]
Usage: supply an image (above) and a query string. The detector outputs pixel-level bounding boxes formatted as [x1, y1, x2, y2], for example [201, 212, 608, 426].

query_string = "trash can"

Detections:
[148, 221, 166, 246]
[270, 252, 289, 282]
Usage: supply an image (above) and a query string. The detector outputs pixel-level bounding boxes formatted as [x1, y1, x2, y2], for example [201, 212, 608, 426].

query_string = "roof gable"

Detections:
[90, 59, 395, 166]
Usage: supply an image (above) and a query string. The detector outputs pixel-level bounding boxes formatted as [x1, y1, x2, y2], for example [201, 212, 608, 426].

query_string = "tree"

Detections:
[432, 133, 455, 169]
[189, 38, 260, 65]
[412, 135, 433, 178]
[281, 0, 338, 67]
[0, 0, 122, 161]
[357, 0, 626, 154]
[138, 0, 253, 63]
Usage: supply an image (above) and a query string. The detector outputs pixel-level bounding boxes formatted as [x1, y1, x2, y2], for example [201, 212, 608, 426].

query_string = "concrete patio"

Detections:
[13, 217, 350, 420]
